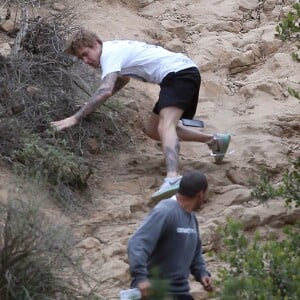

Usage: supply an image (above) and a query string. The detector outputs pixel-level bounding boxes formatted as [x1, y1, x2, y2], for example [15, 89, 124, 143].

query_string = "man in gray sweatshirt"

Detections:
[128, 170, 212, 300]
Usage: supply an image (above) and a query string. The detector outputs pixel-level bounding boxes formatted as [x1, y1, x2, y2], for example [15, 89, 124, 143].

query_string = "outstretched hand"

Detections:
[51, 116, 78, 131]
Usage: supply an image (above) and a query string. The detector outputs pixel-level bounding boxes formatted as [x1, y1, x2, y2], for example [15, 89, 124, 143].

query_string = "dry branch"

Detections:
[11, 6, 28, 55]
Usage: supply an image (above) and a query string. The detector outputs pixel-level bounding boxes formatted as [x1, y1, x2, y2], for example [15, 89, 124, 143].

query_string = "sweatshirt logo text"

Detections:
[177, 227, 196, 234]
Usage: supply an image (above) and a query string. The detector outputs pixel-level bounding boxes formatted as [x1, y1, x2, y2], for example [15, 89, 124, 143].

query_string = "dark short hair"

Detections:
[178, 170, 208, 197]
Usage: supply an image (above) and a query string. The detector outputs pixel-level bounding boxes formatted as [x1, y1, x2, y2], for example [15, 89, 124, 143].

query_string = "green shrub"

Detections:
[149, 267, 169, 299]
[276, 3, 300, 42]
[276, 3, 300, 100]
[250, 169, 278, 203]
[251, 158, 300, 207]
[13, 133, 92, 188]
[216, 219, 300, 300]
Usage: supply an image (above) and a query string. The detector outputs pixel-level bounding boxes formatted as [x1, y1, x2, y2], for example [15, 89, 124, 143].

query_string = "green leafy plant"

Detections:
[11, 133, 93, 210]
[276, 3, 300, 42]
[149, 266, 170, 299]
[13, 133, 92, 188]
[275, 3, 300, 100]
[251, 158, 300, 207]
[215, 219, 300, 300]
[250, 169, 278, 203]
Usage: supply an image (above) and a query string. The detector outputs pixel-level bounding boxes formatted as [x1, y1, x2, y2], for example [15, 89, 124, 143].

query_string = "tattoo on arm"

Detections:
[113, 76, 130, 94]
[165, 139, 180, 174]
[74, 72, 119, 120]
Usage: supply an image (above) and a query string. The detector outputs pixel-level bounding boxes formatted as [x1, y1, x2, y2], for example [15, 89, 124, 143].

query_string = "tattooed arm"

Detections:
[113, 75, 130, 94]
[74, 72, 119, 120]
[51, 73, 130, 131]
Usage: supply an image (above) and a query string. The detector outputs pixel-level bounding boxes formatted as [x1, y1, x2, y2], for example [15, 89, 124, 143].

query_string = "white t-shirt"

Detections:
[100, 40, 198, 84]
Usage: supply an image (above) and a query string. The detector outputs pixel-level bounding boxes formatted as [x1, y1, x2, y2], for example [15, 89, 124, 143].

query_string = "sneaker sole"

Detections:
[214, 134, 231, 163]
[151, 185, 179, 203]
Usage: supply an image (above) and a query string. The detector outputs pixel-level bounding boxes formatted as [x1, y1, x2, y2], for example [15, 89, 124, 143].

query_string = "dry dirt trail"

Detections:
[63, 0, 300, 298]
[1, 0, 300, 299]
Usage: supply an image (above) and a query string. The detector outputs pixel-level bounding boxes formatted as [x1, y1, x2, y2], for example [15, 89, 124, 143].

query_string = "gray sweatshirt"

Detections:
[128, 199, 209, 295]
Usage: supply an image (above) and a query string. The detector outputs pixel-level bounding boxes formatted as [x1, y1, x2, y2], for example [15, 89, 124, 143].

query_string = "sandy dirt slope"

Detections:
[1, 0, 300, 299]
[62, 1, 299, 298]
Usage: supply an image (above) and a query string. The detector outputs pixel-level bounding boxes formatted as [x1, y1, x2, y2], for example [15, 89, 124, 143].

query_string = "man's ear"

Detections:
[94, 40, 101, 48]
[198, 190, 205, 201]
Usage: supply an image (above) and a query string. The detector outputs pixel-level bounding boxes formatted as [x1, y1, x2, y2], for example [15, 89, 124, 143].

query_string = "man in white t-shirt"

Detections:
[51, 29, 231, 201]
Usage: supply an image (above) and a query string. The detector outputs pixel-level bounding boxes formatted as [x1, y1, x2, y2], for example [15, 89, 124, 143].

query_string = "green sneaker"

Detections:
[208, 133, 231, 163]
[151, 176, 182, 203]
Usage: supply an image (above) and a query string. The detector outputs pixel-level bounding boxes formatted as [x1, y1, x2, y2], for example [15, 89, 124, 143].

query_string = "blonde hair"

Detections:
[66, 29, 103, 56]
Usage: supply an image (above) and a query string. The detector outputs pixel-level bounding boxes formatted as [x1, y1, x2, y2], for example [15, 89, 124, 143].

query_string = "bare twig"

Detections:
[12, 7, 28, 55]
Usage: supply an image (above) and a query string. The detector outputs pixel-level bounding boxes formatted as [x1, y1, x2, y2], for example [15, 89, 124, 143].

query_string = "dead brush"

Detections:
[0, 198, 84, 299]
[0, 5, 132, 207]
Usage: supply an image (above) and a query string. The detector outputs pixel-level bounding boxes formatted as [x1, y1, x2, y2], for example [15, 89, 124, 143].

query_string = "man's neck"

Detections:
[176, 194, 194, 213]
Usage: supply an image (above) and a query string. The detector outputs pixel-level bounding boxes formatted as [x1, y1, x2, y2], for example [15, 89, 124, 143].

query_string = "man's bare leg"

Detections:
[148, 107, 183, 201]
[145, 112, 214, 143]
[146, 109, 231, 201]
[156, 106, 183, 178]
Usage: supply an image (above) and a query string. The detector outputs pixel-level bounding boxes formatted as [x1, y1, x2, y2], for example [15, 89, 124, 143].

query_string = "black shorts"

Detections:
[153, 67, 201, 119]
